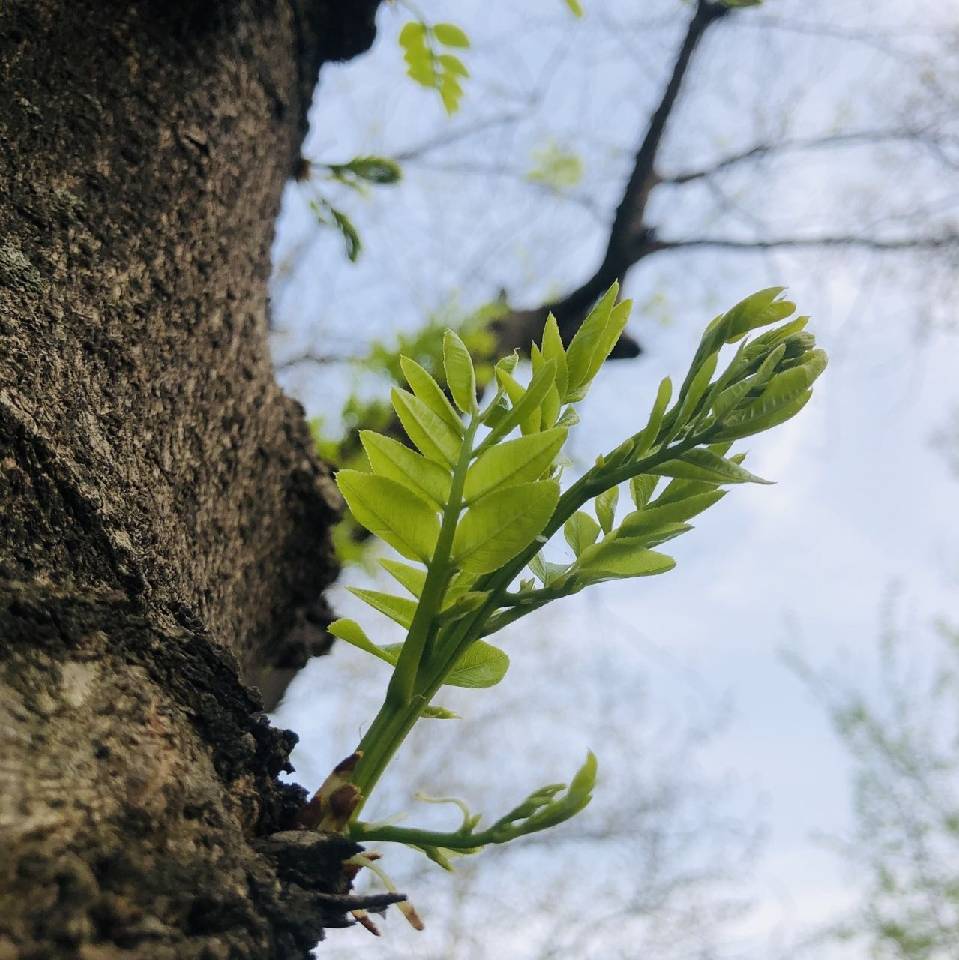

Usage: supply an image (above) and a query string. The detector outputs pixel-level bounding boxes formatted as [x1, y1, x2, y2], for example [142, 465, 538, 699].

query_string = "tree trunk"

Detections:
[0, 1, 383, 955]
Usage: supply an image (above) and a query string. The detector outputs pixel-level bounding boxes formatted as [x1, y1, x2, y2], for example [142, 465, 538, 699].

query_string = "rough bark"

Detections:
[0, 0, 383, 955]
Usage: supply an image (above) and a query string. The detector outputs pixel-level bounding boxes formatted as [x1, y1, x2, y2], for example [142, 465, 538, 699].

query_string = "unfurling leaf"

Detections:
[487, 359, 557, 444]
[422, 706, 460, 719]
[565, 285, 631, 395]
[595, 485, 619, 533]
[651, 449, 772, 485]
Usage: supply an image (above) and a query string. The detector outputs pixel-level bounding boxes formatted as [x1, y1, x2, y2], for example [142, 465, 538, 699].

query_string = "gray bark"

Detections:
[0, 1, 382, 955]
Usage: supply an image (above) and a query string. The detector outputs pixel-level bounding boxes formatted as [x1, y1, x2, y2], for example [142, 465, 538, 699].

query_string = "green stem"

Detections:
[350, 821, 501, 851]
[385, 416, 479, 707]
[351, 416, 479, 809]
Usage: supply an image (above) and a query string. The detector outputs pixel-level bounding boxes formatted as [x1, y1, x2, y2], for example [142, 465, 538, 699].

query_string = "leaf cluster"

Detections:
[305, 154, 402, 262]
[399, 19, 470, 115]
[328, 283, 826, 860]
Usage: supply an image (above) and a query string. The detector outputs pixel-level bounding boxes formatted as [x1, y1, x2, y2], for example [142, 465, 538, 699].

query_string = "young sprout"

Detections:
[299, 284, 827, 927]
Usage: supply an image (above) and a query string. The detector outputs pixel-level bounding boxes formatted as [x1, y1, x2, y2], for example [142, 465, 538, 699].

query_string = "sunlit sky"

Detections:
[270, 2, 958, 957]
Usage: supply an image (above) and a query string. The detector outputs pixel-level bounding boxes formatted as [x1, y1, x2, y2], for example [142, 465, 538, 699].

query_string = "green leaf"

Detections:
[541, 383, 561, 429]
[712, 390, 813, 442]
[445, 640, 509, 687]
[399, 21, 428, 51]
[337, 469, 439, 561]
[595, 485, 619, 533]
[360, 430, 451, 508]
[440, 75, 464, 115]
[433, 22, 470, 47]
[480, 394, 510, 427]
[438, 591, 490, 623]
[650, 449, 772, 485]
[631, 377, 672, 457]
[406, 59, 436, 86]
[617, 490, 726, 537]
[379, 558, 427, 597]
[540, 314, 569, 400]
[438, 53, 469, 77]
[497, 367, 539, 435]
[630, 474, 657, 509]
[328, 618, 395, 666]
[349, 588, 418, 629]
[528, 553, 548, 584]
[453, 480, 560, 574]
[666, 352, 718, 440]
[556, 406, 580, 428]
[399, 356, 464, 436]
[723, 287, 795, 343]
[330, 207, 361, 262]
[392, 387, 462, 466]
[574, 540, 676, 585]
[712, 350, 825, 441]
[638, 521, 694, 548]
[443, 330, 477, 414]
[654, 476, 716, 506]
[464, 427, 566, 503]
[565, 284, 632, 394]
[341, 156, 402, 185]
[486, 359, 557, 444]
[564, 0, 585, 16]
[564, 511, 601, 555]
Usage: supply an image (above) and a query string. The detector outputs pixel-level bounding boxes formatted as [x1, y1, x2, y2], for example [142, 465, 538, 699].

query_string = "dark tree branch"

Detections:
[494, 0, 731, 356]
[650, 233, 959, 254]
[276, 351, 357, 372]
[659, 129, 954, 184]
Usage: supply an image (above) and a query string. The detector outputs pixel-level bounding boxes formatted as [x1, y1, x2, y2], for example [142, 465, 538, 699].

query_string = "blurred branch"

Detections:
[659, 128, 957, 184]
[391, 111, 524, 163]
[493, 0, 732, 356]
[650, 232, 959, 254]
[275, 350, 356, 372]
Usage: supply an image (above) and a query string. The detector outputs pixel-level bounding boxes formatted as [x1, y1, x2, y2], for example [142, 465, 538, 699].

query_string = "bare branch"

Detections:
[659, 129, 954, 185]
[650, 233, 959, 254]
[275, 351, 357, 372]
[494, 0, 732, 356]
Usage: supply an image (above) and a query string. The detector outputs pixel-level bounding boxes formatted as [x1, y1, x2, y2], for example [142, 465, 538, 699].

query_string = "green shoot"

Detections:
[302, 284, 827, 923]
